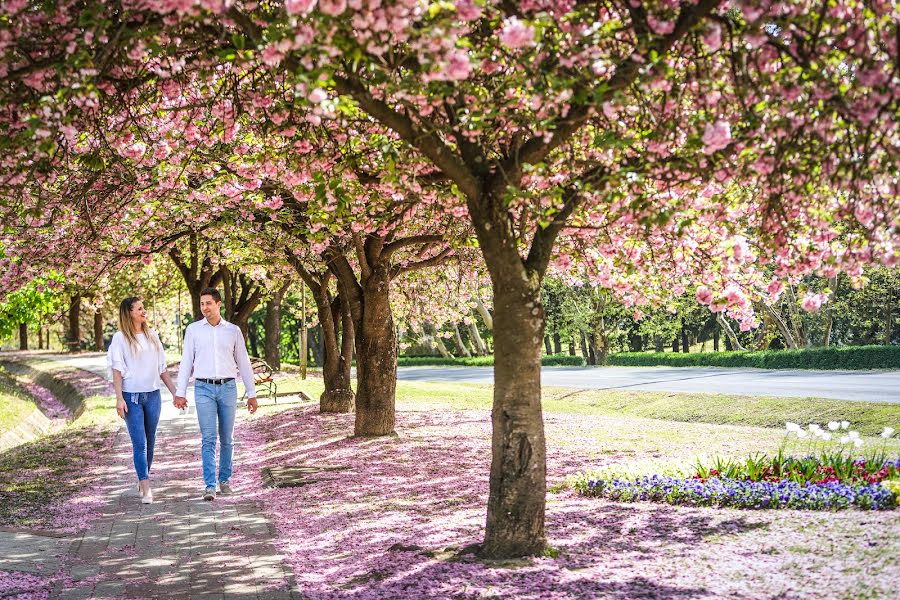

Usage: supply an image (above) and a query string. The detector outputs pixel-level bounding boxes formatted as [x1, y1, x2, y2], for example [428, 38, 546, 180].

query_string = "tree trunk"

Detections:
[713, 327, 720, 352]
[247, 322, 260, 357]
[309, 324, 324, 367]
[94, 311, 104, 351]
[568, 338, 575, 356]
[481, 281, 547, 558]
[784, 286, 808, 347]
[19, 323, 27, 351]
[591, 332, 609, 365]
[469, 318, 488, 356]
[264, 301, 282, 369]
[38, 326, 44, 350]
[433, 331, 453, 358]
[453, 322, 473, 357]
[654, 335, 664, 353]
[543, 335, 552, 356]
[629, 332, 643, 352]
[475, 296, 493, 331]
[717, 314, 746, 351]
[264, 284, 290, 369]
[552, 333, 561, 355]
[579, 333, 590, 363]
[350, 265, 396, 436]
[67, 294, 81, 351]
[317, 290, 354, 413]
[681, 324, 690, 353]
[762, 302, 798, 349]
[885, 286, 893, 345]
[672, 336, 679, 352]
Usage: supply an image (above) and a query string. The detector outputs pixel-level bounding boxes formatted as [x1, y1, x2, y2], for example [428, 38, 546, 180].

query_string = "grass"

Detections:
[0, 360, 117, 530]
[0, 370, 41, 436]
[262, 375, 900, 437]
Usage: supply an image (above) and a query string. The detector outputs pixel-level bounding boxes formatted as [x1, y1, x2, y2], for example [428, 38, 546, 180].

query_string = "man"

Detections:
[175, 288, 258, 501]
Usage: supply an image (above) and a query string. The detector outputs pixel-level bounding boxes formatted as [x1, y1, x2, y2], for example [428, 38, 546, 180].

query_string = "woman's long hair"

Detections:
[118, 297, 162, 355]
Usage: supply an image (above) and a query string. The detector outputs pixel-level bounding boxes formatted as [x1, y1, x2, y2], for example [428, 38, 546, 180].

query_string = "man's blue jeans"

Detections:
[123, 390, 162, 481]
[194, 380, 237, 489]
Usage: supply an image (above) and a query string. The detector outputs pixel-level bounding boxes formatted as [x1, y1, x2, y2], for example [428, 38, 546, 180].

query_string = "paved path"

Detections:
[0, 352, 301, 599]
[397, 365, 900, 403]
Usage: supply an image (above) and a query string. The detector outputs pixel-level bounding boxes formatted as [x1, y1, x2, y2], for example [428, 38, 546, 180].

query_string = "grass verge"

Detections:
[0, 361, 116, 530]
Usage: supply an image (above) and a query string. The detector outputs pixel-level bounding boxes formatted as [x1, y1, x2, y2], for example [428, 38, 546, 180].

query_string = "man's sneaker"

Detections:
[219, 482, 234, 496]
[203, 487, 216, 501]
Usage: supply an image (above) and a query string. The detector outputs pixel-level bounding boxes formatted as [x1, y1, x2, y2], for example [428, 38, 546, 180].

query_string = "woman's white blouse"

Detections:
[107, 331, 166, 393]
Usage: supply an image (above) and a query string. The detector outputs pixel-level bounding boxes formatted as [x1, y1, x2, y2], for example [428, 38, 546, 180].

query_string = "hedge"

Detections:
[396, 354, 586, 367]
[606, 345, 900, 370]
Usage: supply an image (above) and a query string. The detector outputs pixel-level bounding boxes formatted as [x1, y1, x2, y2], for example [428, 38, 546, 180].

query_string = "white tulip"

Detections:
[841, 421, 850, 429]
[840, 436, 850, 444]
[827, 421, 840, 431]
[809, 423, 821, 432]
[786, 422, 801, 432]
[882, 427, 895, 439]
[797, 430, 808, 438]
[821, 432, 832, 441]
[848, 431, 860, 440]
[853, 438, 864, 448]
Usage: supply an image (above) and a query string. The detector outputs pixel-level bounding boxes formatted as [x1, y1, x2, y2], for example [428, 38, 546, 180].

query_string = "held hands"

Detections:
[116, 398, 128, 420]
[173, 396, 188, 410]
[247, 397, 258, 414]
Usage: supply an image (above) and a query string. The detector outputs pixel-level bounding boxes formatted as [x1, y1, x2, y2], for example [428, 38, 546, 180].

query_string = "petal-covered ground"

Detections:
[228, 403, 900, 599]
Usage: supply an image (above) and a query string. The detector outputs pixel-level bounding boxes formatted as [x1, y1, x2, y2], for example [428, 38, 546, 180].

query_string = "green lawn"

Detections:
[262, 375, 900, 438]
[0, 372, 40, 437]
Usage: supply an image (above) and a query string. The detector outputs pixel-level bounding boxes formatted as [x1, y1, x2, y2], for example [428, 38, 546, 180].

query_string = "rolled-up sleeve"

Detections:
[175, 326, 195, 397]
[108, 334, 129, 379]
[234, 327, 257, 397]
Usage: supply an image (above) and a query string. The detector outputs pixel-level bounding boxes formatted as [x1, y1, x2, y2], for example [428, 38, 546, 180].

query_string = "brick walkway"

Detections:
[50, 410, 300, 599]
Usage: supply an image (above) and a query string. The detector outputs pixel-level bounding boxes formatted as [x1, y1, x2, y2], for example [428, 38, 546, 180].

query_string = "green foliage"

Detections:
[0, 278, 64, 339]
[607, 345, 900, 370]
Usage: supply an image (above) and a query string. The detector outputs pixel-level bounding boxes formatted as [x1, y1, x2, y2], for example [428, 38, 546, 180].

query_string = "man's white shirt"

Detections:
[175, 318, 257, 398]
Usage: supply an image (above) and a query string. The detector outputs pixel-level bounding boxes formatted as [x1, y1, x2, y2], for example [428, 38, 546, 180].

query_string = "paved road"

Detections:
[19, 351, 899, 403]
[396, 365, 900, 403]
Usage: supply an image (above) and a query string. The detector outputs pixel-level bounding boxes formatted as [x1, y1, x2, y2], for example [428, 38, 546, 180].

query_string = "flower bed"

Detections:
[576, 421, 900, 510]
[580, 475, 896, 510]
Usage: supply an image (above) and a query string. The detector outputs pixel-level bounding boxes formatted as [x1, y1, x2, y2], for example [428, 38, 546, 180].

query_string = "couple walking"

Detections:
[108, 288, 258, 503]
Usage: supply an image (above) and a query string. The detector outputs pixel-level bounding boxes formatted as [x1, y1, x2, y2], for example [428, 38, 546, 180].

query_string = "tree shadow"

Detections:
[234, 405, 779, 598]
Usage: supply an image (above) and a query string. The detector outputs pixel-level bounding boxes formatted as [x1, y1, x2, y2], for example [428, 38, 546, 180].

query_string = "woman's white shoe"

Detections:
[141, 490, 153, 504]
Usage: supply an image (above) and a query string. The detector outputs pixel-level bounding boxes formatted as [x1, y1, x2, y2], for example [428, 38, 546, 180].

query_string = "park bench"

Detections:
[240, 357, 278, 404]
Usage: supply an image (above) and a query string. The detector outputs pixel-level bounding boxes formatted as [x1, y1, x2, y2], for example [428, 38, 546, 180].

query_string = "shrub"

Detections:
[607, 345, 900, 370]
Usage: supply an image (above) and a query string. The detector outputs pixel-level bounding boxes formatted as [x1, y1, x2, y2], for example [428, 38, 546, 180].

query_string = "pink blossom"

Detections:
[441, 49, 471, 81]
[456, 0, 481, 21]
[308, 87, 327, 103]
[318, 0, 346, 16]
[801, 292, 828, 312]
[499, 17, 536, 49]
[702, 120, 731, 154]
[695, 286, 713, 305]
[647, 17, 675, 35]
[766, 279, 784, 298]
[703, 23, 722, 51]
[285, 0, 317, 15]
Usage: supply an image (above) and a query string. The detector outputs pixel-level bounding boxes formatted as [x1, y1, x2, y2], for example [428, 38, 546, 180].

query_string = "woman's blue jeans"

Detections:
[194, 380, 237, 489]
[123, 390, 162, 481]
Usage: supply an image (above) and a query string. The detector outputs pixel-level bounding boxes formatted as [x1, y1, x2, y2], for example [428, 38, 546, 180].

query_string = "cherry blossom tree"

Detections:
[1, 0, 897, 559]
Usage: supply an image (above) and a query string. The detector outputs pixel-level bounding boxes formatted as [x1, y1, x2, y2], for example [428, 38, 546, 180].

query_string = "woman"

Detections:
[108, 297, 177, 504]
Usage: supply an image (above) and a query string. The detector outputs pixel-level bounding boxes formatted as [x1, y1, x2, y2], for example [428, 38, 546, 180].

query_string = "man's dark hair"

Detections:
[200, 287, 222, 303]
